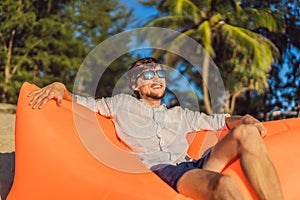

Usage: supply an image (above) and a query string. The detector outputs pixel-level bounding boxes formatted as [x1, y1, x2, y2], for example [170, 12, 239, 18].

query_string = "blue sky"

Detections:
[120, 0, 158, 29]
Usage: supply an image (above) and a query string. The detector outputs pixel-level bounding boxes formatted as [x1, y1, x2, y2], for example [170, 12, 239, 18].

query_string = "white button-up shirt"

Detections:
[76, 94, 228, 169]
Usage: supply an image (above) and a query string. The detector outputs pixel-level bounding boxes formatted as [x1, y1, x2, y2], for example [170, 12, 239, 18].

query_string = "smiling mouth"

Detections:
[151, 84, 163, 89]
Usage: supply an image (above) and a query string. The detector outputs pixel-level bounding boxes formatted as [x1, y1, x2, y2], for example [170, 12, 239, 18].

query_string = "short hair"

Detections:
[128, 57, 160, 71]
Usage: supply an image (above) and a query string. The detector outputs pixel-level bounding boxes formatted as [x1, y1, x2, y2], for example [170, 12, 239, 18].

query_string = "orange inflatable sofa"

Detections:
[7, 82, 300, 199]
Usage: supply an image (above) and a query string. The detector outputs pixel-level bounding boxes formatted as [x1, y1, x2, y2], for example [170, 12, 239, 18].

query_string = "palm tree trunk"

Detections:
[225, 92, 231, 114]
[229, 86, 254, 114]
[202, 52, 213, 115]
[4, 29, 15, 85]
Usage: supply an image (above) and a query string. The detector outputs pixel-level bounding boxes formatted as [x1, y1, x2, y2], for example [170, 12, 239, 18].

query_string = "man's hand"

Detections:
[240, 114, 267, 137]
[28, 82, 70, 109]
[226, 114, 267, 137]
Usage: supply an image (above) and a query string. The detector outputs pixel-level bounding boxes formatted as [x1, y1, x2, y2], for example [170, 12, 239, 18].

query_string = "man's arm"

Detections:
[225, 114, 267, 137]
[224, 115, 243, 129]
[28, 82, 76, 109]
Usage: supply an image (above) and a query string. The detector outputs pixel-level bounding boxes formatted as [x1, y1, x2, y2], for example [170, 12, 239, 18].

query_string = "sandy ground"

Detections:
[0, 105, 16, 200]
[0, 113, 15, 153]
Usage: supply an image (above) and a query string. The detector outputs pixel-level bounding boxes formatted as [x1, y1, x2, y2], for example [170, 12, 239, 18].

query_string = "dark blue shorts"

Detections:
[152, 149, 211, 192]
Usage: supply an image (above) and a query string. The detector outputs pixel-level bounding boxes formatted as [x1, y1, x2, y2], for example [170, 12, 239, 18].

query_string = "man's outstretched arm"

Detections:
[28, 82, 76, 109]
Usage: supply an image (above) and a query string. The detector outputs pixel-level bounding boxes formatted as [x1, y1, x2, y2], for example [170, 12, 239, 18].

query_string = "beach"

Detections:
[0, 104, 16, 200]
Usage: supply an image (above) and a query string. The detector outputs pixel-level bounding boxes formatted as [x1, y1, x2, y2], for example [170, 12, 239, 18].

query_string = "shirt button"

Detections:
[157, 133, 162, 138]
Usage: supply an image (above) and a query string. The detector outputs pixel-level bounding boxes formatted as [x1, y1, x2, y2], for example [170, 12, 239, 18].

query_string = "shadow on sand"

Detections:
[0, 152, 15, 200]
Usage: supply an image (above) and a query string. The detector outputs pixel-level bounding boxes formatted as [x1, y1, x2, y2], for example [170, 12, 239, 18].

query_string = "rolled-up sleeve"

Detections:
[183, 108, 230, 131]
[75, 95, 113, 117]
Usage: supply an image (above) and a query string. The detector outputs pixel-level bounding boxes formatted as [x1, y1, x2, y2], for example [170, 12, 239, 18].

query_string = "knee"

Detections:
[231, 124, 265, 151]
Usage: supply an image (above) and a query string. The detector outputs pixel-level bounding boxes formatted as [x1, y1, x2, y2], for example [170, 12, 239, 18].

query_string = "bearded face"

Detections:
[131, 64, 166, 101]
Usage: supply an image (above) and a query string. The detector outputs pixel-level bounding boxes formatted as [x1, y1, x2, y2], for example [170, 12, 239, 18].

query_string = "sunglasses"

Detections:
[137, 69, 166, 80]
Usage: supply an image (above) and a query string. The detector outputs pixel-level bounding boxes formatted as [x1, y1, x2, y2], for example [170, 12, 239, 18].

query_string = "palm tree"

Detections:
[141, 0, 285, 114]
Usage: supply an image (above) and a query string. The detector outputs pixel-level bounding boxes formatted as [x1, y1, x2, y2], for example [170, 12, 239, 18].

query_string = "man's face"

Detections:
[133, 64, 166, 100]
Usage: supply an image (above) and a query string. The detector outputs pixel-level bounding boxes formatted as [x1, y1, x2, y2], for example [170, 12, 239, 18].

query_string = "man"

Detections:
[28, 57, 283, 199]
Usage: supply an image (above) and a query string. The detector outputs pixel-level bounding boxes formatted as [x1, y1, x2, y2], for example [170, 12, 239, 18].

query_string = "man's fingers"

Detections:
[254, 123, 267, 137]
[28, 89, 44, 105]
[28, 82, 66, 109]
[32, 96, 47, 109]
[37, 97, 50, 109]
[56, 96, 63, 106]
[241, 114, 259, 124]
[27, 88, 43, 97]
[37, 90, 60, 109]
[30, 89, 52, 109]
[29, 91, 45, 107]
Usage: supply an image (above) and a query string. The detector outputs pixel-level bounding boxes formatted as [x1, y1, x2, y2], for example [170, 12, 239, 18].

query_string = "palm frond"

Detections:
[221, 23, 274, 89]
[195, 20, 215, 57]
[161, 0, 202, 23]
[152, 29, 198, 66]
[191, 0, 212, 13]
[226, 5, 285, 33]
[143, 15, 195, 29]
[245, 8, 285, 33]
[211, 0, 237, 14]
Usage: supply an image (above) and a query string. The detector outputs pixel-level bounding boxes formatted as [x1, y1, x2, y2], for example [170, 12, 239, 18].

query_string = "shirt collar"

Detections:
[139, 99, 167, 110]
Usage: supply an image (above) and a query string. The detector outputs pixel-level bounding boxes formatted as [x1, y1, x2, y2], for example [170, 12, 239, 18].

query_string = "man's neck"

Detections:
[141, 97, 161, 108]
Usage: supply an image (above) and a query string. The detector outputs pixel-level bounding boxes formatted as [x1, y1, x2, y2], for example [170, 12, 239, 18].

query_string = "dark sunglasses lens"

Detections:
[143, 71, 155, 80]
[157, 70, 166, 78]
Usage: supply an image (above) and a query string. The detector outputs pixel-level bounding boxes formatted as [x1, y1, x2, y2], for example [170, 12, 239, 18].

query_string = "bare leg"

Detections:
[203, 124, 283, 200]
[177, 169, 243, 200]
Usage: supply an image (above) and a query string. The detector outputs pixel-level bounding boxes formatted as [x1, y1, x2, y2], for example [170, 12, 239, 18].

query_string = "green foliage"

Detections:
[265, 0, 300, 113]
[141, 0, 285, 114]
[0, 0, 132, 103]
[218, 24, 273, 90]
